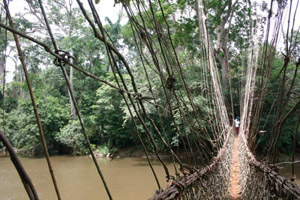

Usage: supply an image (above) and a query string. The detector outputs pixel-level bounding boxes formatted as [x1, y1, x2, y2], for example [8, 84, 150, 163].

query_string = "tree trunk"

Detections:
[69, 51, 76, 118]
[0, 58, 4, 82]
[216, 26, 229, 91]
[220, 54, 229, 92]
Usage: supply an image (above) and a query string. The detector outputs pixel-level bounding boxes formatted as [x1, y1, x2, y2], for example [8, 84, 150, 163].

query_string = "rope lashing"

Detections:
[53, 50, 77, 67]
[165, 76, 176, 91]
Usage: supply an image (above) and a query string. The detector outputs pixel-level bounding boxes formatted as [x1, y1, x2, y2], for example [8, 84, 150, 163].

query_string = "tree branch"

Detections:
[0, 21, 153, 101]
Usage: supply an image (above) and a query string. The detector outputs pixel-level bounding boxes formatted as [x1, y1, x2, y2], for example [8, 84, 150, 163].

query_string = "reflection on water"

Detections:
[0, 153, 175, 200]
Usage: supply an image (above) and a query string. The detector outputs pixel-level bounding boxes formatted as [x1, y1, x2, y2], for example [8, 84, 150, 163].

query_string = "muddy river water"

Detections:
[0, 153, 175, 200]
[0, 153, 299, 200]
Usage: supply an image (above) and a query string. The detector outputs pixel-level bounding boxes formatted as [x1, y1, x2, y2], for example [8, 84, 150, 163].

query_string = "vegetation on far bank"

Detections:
[0, 0, 299, 161]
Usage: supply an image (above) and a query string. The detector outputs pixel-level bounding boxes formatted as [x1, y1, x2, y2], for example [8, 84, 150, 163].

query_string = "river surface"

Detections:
[278, 163, 300, 185]
[1, 153, 300, 200]
[0, 153, 176, 200]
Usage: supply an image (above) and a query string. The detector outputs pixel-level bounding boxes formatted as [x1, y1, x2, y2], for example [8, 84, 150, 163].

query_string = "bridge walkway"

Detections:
[229, 134, 240, 200]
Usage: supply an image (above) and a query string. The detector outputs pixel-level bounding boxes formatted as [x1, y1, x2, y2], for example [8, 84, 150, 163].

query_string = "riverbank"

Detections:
[0, 146, 204, 163]
[93, 146, 205, 164]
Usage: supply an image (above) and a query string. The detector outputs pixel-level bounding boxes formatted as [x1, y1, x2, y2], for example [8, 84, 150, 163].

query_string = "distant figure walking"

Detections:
[234, 117, 240, 135]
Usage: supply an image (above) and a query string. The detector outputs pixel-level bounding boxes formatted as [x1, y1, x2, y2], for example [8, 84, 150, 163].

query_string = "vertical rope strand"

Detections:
[3, 1, 61, 199]
[37, 0, 113, 199]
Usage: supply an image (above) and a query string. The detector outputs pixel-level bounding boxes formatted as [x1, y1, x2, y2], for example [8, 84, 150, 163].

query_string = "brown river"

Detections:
[1, 152, 299, 200]
[0, 153, 176, 200]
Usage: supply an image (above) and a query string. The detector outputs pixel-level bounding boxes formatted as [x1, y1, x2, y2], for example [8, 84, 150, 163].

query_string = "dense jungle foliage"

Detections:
[0, 0, 299, 159]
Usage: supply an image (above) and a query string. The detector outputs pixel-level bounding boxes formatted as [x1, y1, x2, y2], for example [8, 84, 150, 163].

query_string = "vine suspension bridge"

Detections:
[0, 0, 300, 199]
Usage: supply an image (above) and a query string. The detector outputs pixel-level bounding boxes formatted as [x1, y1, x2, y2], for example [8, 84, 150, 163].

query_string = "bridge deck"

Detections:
[229, 135, 240, 200]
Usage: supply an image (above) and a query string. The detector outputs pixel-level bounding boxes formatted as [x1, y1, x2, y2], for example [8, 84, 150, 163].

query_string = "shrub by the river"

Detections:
[56, 120, 88, 155]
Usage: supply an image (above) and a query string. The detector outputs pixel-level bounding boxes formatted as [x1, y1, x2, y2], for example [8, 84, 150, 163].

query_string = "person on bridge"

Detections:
[234, 117, 240, 135]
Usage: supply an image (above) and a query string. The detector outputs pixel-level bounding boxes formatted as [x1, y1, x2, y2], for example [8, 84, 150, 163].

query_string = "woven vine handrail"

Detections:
[239, 132, 300, 199]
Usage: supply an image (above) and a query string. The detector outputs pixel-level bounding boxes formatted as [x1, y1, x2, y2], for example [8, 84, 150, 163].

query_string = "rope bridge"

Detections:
[151, 0, 300, 198]
[1, 0, 300, 200]
[151, 127, 234, 200]
[150, 129, 300, 200]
